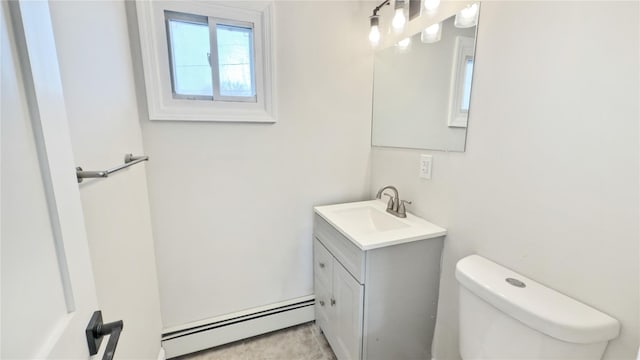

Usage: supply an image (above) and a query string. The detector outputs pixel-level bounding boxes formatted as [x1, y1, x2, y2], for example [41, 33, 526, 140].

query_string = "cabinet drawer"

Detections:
[314, 214, 365, 284]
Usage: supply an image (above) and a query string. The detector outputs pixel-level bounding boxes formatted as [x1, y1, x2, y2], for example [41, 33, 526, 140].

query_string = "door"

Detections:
[332, 263, 364, 360]
[1, 1, 100, 358]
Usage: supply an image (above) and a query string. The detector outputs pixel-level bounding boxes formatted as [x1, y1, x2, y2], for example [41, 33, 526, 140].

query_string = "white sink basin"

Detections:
[332, 205, 409, 232]
[314, 200, 447, 250]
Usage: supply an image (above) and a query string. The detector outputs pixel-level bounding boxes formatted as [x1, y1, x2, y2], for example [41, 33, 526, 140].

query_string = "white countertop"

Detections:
[314, 199, 447, 250]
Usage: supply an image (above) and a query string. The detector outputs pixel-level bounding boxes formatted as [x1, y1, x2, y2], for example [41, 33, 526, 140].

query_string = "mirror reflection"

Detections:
[371, 9, 479, 152]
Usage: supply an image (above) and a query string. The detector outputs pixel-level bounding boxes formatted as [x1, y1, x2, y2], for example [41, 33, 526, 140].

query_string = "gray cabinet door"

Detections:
[332, 263, 364, 360]
[314, 241, 333, 335]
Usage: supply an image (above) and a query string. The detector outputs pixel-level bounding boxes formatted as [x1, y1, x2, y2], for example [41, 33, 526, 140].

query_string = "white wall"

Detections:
[49, 2, 163, 358]
[131, 1, 373, 328]
[371, 2, 639, 359]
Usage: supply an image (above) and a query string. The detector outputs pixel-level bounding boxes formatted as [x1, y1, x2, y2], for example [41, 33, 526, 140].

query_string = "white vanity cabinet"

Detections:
[313, 213, 445, 360]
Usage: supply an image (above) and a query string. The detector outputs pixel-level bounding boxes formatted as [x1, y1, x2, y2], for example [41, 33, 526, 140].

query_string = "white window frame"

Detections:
[447, 36, 475, 128]
[136, 1, 276, 123]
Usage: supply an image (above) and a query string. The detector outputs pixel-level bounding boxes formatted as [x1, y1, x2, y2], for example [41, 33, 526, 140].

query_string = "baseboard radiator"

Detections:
[162, 296, 315, 358]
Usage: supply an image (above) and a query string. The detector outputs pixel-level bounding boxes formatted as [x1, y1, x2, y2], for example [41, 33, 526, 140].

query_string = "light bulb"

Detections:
[425, 23, 440, 35]
[455, 3, 479, 28]
[392, 9, 406, 32]
[392, 0, 406, 33]
[369, 25, 381, 46]
[397, 37, 411, 49]
[421, 22, 442, 43]
[423, 0, 440, 12]
[369, 15, 381, 47]
[461, 3, 478, 18]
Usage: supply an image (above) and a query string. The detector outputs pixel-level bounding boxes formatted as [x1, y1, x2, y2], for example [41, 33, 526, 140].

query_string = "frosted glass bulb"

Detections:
[455, 3, 479, 28]
[397, 37, 411, 49]
[421, 22, 442, 43]
[425, 23, 440, 35]
[423, 0, 440, 12]
[392, 8, 406, 32]
[461, 3, 478, 18]
[369, 25, 381, 46]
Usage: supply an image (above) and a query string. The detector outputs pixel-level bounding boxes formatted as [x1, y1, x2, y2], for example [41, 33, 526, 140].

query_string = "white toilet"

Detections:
[455, 255, 620, 359]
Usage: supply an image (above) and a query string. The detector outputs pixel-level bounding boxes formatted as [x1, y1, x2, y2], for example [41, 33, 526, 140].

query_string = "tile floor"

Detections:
[177, 322, 337, 360]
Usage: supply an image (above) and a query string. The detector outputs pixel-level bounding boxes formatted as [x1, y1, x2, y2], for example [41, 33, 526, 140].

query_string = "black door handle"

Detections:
[86, 311, 124, 360]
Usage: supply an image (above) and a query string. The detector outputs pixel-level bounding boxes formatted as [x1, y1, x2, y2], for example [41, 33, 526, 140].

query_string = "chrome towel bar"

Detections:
[76, 153, 149, 183]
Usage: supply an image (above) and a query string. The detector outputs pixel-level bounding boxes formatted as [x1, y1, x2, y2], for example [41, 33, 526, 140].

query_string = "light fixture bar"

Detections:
[371, 0, 391, 16]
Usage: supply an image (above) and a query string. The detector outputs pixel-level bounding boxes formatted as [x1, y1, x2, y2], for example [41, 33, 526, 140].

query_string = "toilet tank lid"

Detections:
[455, 255, 620, 344]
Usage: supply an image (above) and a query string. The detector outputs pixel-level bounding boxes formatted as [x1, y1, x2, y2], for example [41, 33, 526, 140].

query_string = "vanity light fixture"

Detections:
[392, 0, 407, 33]
[423, 0, 441, 12]
[454, 3, 479, 28]
[367, 0, 411, 47]
[421, 22, 442, 43]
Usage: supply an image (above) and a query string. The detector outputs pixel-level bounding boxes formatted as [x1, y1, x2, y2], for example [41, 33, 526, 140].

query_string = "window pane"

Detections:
[460, 57, 474, 112]
[216, 24, 255, 97]
[168, 19, 212, 97]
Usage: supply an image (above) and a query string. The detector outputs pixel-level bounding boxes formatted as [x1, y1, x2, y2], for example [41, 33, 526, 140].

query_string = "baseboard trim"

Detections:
[163, 295, 315, 335]
[162, 298, 315, 358]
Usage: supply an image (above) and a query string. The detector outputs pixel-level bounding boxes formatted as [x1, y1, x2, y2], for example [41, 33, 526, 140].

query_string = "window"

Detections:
[165, 12, 212, 99]
[460, 57, 474, 112]
[136, 1, 275, 122]
[448, 36, 476, 128]
[165, 11, 256, 102]
[215, 23, 255, 99]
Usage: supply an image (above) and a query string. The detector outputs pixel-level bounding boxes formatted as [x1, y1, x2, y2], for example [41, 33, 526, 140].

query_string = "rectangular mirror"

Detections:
[371, 6, 479, 152]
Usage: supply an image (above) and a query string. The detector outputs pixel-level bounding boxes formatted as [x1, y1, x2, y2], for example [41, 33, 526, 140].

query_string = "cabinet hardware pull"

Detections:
[319, 262, 325, 268]
[319, 300, 325, 306]
[330, 298, 336, 306]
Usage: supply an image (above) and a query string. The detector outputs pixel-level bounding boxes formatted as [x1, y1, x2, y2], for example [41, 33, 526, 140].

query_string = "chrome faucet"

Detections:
[375, 185, 412, 218]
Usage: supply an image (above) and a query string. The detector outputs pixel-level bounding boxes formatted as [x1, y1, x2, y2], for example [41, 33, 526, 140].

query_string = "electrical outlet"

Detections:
[419, 154, 432, 179]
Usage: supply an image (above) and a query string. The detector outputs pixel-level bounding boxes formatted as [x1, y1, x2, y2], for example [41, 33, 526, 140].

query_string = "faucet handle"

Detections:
[383, 193, 395, 210]
[398, 200, 412, 215]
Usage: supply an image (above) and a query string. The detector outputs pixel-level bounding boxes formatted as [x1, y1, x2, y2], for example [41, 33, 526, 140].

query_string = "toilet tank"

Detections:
[455, 255, 620, 360]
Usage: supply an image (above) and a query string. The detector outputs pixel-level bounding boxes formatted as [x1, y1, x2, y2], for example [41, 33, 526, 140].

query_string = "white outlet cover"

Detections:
[420, 154, 433, 179]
